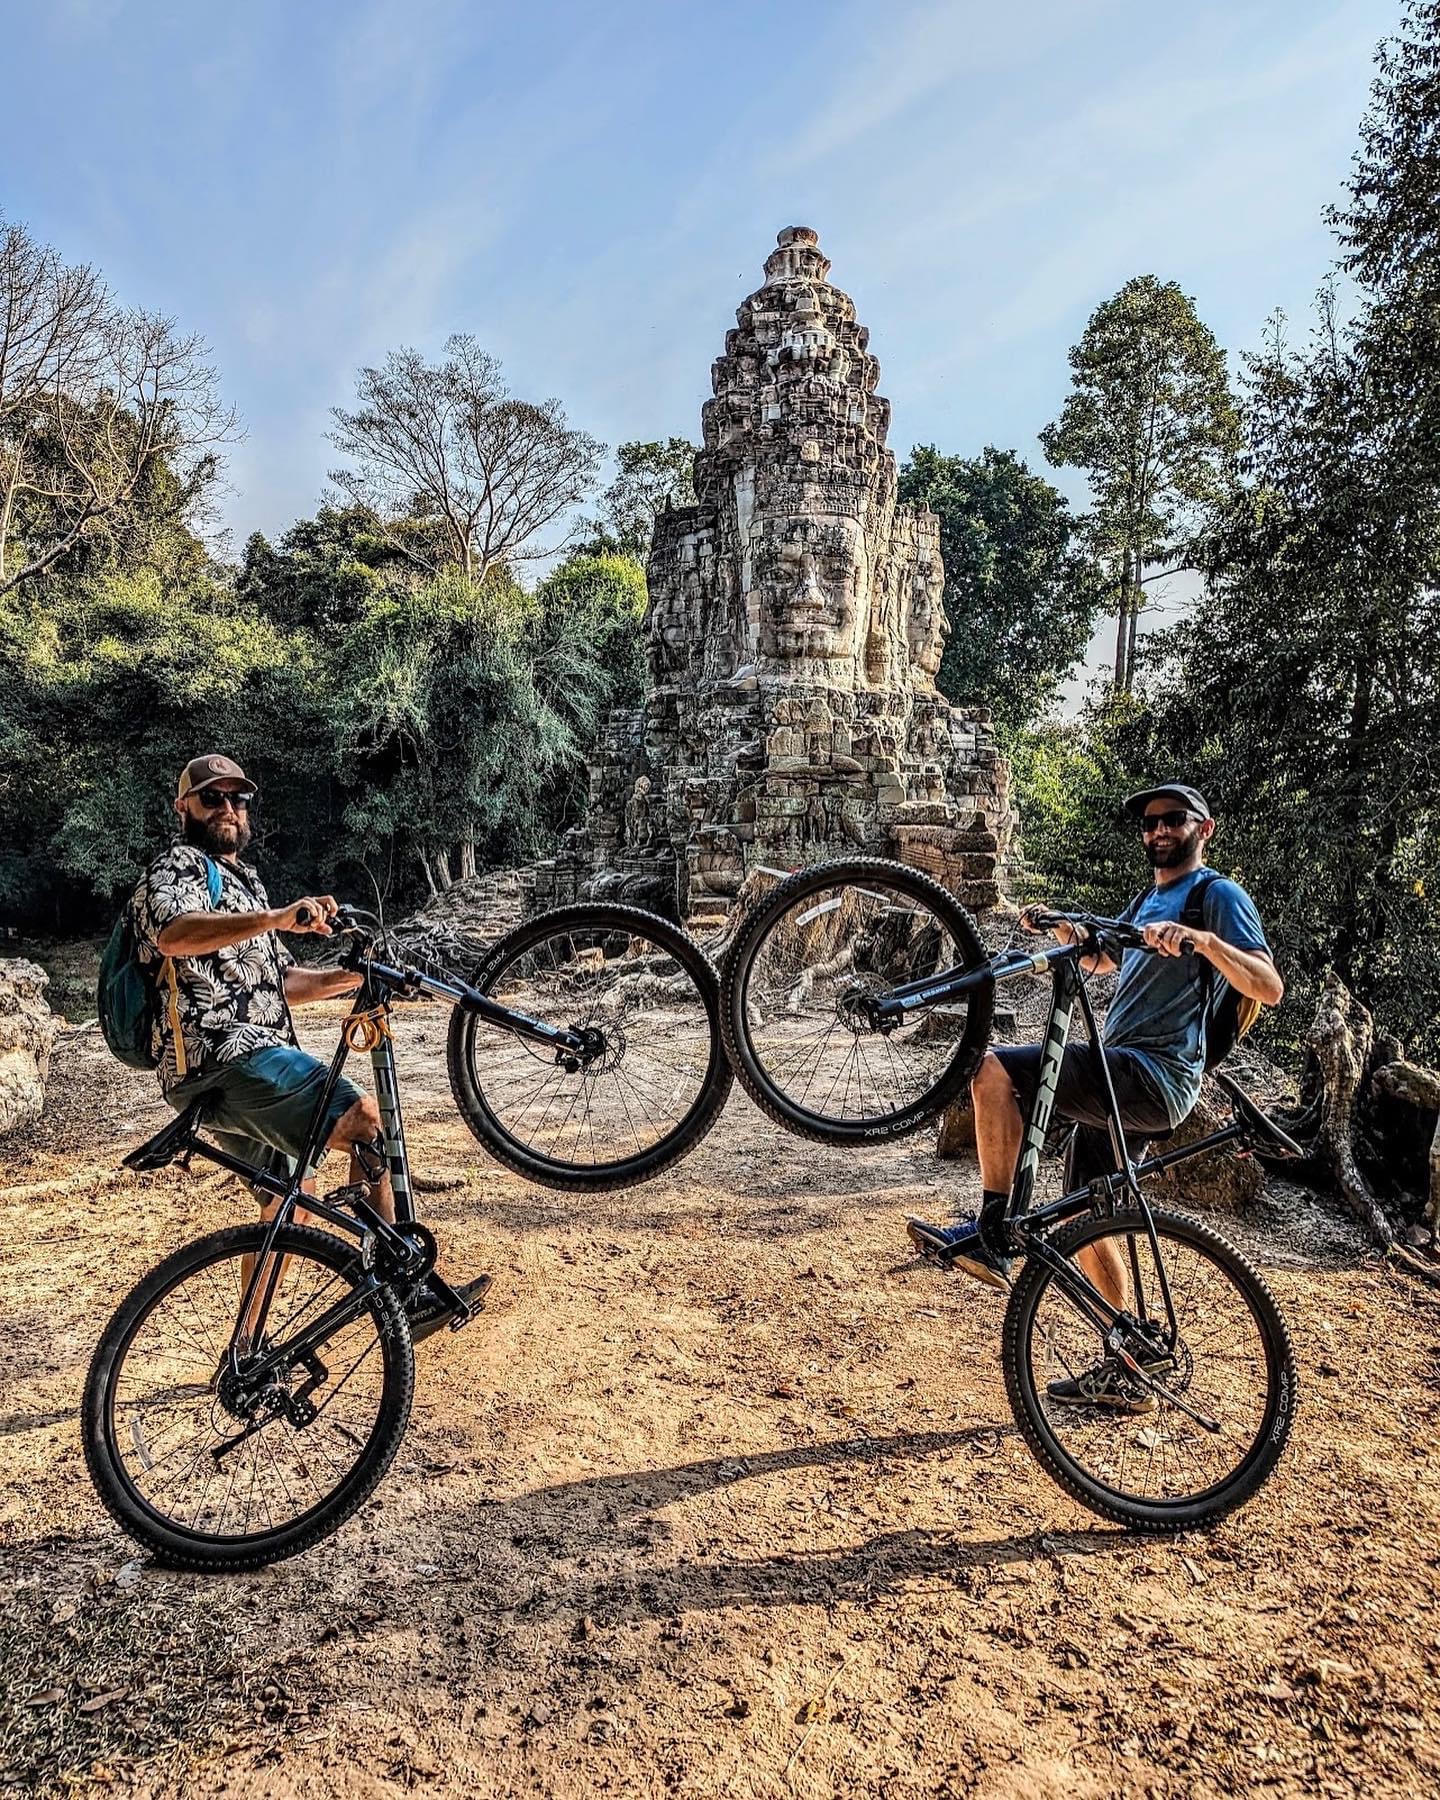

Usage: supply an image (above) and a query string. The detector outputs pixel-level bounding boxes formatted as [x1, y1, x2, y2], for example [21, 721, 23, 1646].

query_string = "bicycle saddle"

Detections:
[123, 1098, 212, 1172]
[1211, 1071, 1306, 1159]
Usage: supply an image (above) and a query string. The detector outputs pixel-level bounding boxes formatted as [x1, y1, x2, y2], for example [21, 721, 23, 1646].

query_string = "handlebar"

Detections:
[1026, 908, 1196, 958]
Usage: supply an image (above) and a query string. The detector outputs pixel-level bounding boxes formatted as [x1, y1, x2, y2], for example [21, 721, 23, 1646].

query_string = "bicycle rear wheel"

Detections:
[83, 1224, 413, 1571]
[1003, 1207, 1297, 1531]
[719, 858, 993, 1144]
[447, 903, 732, 1191]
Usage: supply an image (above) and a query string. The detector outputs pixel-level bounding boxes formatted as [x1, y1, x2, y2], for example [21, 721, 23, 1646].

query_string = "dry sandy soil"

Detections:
[3, 997, 1439, 1799]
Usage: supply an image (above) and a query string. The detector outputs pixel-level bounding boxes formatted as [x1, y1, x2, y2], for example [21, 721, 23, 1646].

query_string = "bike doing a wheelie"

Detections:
[83, 901, 731, 1571]
[720, 858, 1302, 1532]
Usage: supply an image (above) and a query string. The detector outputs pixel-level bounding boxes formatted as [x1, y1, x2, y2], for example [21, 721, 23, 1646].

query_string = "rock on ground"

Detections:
[0, 959, 58, 1138]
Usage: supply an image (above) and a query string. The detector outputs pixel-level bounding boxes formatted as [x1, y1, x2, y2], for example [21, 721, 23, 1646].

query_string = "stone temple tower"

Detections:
[532, 226, 1014, 926]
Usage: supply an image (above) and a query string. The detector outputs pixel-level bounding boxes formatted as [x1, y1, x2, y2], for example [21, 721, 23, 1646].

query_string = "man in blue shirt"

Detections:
[908, 782, 1283, 1405]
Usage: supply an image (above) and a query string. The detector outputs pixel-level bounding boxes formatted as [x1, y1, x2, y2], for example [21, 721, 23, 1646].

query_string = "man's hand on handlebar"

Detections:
[1142, 921, 1207, 959]
[1019, 904, 1083, 947]
[274, 895, 340, 936]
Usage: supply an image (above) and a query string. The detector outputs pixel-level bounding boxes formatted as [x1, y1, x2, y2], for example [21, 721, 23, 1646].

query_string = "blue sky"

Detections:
[4, 0, 1391, 592]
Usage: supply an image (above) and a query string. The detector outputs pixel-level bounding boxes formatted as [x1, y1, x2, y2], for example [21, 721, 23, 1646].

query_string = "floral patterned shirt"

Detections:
[134, 843, 298, 1092]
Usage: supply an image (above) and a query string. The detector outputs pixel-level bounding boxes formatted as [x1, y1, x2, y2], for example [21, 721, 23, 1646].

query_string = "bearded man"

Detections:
[906, 782, 1283, 1407]
[134, 753, 488, 1338]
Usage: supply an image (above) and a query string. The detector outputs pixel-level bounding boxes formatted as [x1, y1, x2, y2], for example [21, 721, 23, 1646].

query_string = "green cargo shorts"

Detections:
[166, 1045, 365, 1191]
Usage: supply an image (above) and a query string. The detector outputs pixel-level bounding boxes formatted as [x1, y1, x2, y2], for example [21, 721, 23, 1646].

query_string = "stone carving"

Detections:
[530, 226, 1015, 924]
[624, 775, 653, 849]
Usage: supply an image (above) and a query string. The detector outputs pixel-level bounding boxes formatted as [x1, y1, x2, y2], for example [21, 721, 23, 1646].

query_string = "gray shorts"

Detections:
[167, 1045, 365, 1191]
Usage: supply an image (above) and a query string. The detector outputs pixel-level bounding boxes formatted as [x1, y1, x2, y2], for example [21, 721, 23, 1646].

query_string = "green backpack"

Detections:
[97, 856, 223, 1071]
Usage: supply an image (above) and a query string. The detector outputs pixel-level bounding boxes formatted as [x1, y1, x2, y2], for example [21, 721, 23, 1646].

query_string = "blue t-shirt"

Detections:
[1103, 867, 1270, 1126]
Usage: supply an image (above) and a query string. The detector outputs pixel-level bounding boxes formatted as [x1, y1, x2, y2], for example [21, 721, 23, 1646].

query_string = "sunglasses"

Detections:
[1139, 809, 1202, 834]
[194, 789, 254, 811]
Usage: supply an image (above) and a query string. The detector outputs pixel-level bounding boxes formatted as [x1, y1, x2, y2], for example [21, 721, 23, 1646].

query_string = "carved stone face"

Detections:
[759, 515, 868, 663]
[905, 545, 948, 683]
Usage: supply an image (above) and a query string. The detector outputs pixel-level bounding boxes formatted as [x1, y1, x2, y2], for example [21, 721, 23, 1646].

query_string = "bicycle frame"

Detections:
[873, 934, 1254, 1360]
[175, 942, 601, 1390]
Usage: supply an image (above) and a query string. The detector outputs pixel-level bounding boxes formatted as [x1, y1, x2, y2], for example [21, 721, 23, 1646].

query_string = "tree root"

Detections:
[1308, 973, 1440, 1286]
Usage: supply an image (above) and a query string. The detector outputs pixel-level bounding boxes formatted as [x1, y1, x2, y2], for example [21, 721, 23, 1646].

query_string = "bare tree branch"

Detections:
[0, 216, 237, 594]
[328, 335, 603, 583]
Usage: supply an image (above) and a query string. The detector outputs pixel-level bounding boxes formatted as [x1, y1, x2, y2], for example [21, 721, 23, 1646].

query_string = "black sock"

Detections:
[980, 1188, 1008, 1217]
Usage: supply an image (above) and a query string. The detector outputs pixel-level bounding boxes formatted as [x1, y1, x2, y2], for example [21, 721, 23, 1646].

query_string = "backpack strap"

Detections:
[1179, 867, 1222, 931]
[163, 957, 189, 1079]
[160, 855, 223, 1081]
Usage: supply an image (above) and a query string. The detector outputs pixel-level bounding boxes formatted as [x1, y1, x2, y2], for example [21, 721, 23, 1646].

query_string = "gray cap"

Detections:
[1125, 782, 1211, 820]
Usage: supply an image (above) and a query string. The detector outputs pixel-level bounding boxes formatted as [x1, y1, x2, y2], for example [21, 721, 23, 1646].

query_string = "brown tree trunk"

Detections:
[1125, 551, 1142, 690]
[1113, 550, 1131, 692]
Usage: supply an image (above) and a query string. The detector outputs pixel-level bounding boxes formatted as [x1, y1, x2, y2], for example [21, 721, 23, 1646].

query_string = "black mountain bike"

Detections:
[83, 902, 730, 1570]
[720, 858, 1302, 1532]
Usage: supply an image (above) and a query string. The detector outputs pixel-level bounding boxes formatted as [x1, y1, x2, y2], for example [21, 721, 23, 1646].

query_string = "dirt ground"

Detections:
[3, 998, 1439, 1799]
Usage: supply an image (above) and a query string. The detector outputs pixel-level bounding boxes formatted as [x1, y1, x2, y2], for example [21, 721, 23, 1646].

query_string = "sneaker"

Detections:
[1046, 1357, 1159, 1416]
[906, 1217, 1012, 1290]
[407, 1273, 492, 1345]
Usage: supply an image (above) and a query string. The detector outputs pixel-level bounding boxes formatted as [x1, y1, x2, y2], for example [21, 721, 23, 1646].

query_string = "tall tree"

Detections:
[898, 445, 1105, 730]
[0, 216, 235, 596]
[329, 337, 603, 583]
[1041, 276, 1238, 692]
[1143, 3, 1440, 1060]
[579, 438, 697, 559]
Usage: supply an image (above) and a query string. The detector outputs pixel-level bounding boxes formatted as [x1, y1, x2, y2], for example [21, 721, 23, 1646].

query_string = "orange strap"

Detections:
[344, 1007, 392, 1052]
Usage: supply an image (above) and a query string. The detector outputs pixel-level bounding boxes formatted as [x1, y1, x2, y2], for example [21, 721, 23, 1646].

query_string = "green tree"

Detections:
[1041, 276, 1238, 692]
[898, 445, 1105, 731]
[236, 504, 417, 633]
[0, 565, 319, 928]
[326, 567, 598, 895]
[580, 439, 696, 559]
[1146, 4, 1440, 1060]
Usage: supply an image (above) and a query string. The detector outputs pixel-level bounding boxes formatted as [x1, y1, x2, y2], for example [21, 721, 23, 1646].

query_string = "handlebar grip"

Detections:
[1179, 935, 1196, 955]
[294, 903, 315, 926]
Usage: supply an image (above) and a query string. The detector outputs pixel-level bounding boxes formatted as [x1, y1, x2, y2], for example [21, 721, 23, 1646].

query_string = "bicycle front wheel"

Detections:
[1003, 1207, 1297, 1531]
[447, 903, 732, 1191]
[83, 1224, 413, 1571]
[720, 857, 993, 1144]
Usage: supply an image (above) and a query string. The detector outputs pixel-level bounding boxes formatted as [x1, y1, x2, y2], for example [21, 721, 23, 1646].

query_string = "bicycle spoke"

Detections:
[107, 1237, 391, 1546]
[1025, 1222, 1275, 1509]
[469, 919, 716, 1171]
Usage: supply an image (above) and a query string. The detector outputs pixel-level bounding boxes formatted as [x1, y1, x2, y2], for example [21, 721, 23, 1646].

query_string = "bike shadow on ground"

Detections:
[426, 1427, 1128, 1629]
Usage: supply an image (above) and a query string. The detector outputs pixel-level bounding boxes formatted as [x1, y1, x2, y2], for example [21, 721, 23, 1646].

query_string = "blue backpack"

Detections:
[97, 856, 223, 1071]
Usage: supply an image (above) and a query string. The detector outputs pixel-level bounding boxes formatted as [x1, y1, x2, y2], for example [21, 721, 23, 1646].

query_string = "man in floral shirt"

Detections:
[136, 753, 489, 1336]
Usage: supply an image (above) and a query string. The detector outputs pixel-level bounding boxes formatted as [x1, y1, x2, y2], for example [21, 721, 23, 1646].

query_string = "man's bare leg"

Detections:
[238, 1097, 391, 1346]
[972, 1052, 1024, 1197]
[975, 1055, 1125, 1310]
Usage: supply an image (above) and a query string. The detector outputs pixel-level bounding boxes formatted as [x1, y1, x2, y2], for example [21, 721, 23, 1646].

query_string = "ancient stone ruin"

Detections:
[452, 226, 1014, 937]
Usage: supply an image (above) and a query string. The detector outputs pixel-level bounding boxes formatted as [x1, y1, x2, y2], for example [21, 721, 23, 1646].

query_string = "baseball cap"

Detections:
[177, 754, 257, 801]
[1124, 782, 1211, 821]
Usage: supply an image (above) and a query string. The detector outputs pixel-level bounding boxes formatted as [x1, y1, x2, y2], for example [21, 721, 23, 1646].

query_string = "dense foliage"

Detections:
[1015, 1, 1440, 1062]
[898, 445, 1105, 731]
[0, 504, 647, 928]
